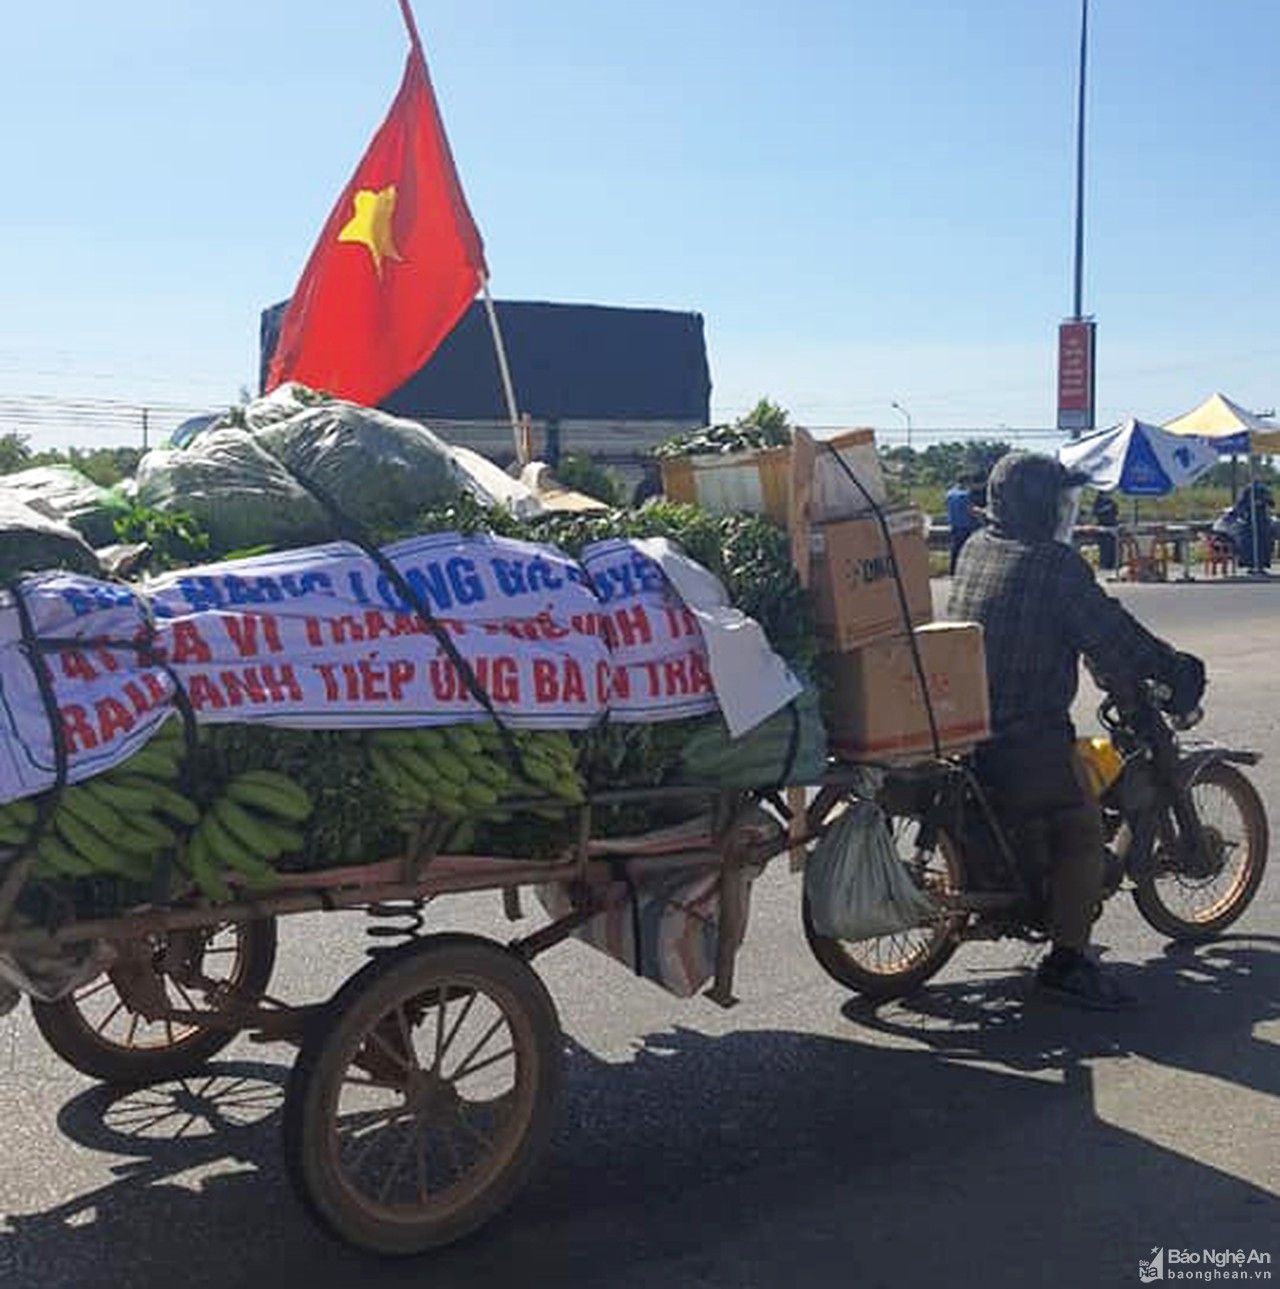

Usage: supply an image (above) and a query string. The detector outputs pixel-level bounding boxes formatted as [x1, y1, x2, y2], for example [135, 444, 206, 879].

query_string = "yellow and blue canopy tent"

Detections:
[1164, 393, 1280, 570]
[1163, 392, 1280, 455]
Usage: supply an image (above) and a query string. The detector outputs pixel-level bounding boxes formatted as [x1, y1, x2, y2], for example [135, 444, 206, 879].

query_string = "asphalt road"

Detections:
[1, 580, 1277, 1289]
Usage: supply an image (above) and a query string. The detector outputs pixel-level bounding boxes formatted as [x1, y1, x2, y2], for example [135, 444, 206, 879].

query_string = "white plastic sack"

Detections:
[0, 924, 115, 1007]
[452, 446, 544, 519]
[804, 800, 940, 941]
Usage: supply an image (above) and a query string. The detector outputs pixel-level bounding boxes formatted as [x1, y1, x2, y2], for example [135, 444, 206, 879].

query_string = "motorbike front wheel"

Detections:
[1133, 762, 1269, 941]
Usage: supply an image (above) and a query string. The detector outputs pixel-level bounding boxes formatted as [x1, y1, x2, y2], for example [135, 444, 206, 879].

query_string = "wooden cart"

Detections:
[0, 775, 861, 1257]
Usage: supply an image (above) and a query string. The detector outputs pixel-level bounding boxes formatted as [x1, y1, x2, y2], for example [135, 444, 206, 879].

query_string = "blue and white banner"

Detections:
[0, 532, 797, 803]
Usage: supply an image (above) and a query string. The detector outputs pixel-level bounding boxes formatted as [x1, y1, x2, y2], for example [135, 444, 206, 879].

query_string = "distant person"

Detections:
[968, 472, 989, 521]
[945, 472, 983, 574]
[1092, 492, 1120, 572]
[632, 460, 664, 507]
[1229, 482, 1274, 573]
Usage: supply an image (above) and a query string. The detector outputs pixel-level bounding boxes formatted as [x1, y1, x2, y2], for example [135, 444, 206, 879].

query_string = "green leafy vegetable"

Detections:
[111, 502, 211, 572]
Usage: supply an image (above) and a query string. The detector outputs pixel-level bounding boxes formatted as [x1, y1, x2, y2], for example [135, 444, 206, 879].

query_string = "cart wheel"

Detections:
[30, 918, 277, 1086]
[283, 933, 562, 1256]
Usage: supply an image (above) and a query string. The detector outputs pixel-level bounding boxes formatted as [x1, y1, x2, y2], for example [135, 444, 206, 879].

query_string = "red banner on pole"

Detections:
[1057, 319, 1096, 433]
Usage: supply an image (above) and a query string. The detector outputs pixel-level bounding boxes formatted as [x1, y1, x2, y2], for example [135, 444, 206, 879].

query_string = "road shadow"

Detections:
[1, 942, 1277, 1289]
[848, 935, 1280, 1100]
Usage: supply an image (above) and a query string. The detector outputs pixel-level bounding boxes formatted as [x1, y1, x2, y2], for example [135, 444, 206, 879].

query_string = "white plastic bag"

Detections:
[804, 799, 940, 941]
[0, 927, 115, 1006]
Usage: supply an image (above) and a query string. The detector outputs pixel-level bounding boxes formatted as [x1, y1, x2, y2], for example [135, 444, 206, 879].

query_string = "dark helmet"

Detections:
[987, 451, 1089, 542]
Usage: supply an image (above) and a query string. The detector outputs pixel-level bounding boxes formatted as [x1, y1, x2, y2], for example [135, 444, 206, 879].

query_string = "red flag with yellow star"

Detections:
[266, 44, 486, 405]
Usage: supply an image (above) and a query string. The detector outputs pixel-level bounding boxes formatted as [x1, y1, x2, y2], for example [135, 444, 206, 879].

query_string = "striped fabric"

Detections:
[537, 859, 761, 998]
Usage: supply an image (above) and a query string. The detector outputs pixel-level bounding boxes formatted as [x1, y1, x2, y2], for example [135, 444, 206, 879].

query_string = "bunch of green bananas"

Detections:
[367, 722, 585, 831]
[0, 796, 38, 849]
[182, 770, 312, 902]
[28, 722, 199, 884]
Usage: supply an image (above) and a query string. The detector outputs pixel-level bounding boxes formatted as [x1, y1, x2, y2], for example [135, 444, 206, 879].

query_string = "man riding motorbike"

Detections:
[948, 452, 1205, 1009]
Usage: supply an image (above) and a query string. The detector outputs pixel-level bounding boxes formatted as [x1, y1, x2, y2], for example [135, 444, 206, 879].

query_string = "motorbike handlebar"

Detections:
[1099, 679, 1202, 740]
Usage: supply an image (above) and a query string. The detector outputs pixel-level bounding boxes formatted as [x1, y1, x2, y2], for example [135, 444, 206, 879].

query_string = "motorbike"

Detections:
[804, 682, 1270, 1001]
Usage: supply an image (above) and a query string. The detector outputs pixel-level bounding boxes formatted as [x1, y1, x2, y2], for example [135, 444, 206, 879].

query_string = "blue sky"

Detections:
[1, 1, 1277, 448]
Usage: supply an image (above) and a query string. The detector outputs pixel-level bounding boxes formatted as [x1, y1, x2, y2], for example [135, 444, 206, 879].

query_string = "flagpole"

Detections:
[396, 0, 424, 55]
[481, 276, 526, 462]
[396, 0, 524, 462]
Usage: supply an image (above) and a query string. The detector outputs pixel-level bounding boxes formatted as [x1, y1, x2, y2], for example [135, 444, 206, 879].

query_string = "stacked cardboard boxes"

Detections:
[801, 459, 990, 762]
[657, 422, 990, 763]
[809, 508, 933, 650]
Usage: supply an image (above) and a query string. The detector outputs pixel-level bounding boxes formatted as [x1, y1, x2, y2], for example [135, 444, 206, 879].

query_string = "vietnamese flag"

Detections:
[267, 43, 486, 405]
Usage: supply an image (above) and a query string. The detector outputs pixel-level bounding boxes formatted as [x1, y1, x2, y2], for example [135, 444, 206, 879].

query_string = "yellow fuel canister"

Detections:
[1075, 737, 1124, 798]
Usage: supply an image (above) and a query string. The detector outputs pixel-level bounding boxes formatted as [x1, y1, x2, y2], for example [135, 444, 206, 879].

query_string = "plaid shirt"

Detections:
[948, 528, 1178, 743]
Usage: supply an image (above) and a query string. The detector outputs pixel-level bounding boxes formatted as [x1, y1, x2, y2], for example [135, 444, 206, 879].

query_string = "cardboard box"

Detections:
[660, 445, 791, 526]
[823, 622, 991, 762]
[659, 427, 887, 530]
[809, 509, 933, 651]
[807, 428, 888, 522]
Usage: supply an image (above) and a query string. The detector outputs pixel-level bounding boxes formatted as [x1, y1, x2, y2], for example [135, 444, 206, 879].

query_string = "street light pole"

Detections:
[890, 400, 913, 451]
[1058, 0, 1095, 440]
[1072, 0, 1089, 322]
[891, 401, 913, 497]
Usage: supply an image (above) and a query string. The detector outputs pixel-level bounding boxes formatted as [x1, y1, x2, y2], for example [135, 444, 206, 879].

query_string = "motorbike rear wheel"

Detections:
[1133, 762, 1269, 941]
[803, 816, 966, 1001]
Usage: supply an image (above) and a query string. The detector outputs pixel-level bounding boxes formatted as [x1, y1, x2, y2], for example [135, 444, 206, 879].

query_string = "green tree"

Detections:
[0, 432, 34, 475]
[553, 453, 626, 506]
[68, 447, 144, 488]
[914, 439, 1011, 487]
[957, 438, 1013, 482]
[736, 397, 791, 433]
[1193, 457, 1278, 491]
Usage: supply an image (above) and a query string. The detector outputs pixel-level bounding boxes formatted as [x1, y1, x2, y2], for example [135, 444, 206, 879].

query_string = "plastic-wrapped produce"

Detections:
[0, 465, 128, 548]
[138, 390, 465, 553]
[136, 429, 333, 554]
[0, 491, 102, 580]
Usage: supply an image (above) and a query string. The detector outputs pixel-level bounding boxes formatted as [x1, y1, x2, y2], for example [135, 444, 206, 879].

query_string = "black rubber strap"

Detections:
[607, 855, 644, 976]
[8, 578, 201, 902]
[6, 578, 68, 865]
[255, 448, 524, 770]
[822, 445, 942, 759]
[770, 698, 802, 791]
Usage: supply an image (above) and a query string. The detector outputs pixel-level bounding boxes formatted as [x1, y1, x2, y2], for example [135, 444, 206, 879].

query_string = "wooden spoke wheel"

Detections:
[31, 918, 277, 1085]
[283, 933, 562, 1256]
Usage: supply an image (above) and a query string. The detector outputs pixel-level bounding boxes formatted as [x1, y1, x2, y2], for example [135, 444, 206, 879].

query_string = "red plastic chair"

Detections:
[1205, 532, 1236, 577]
